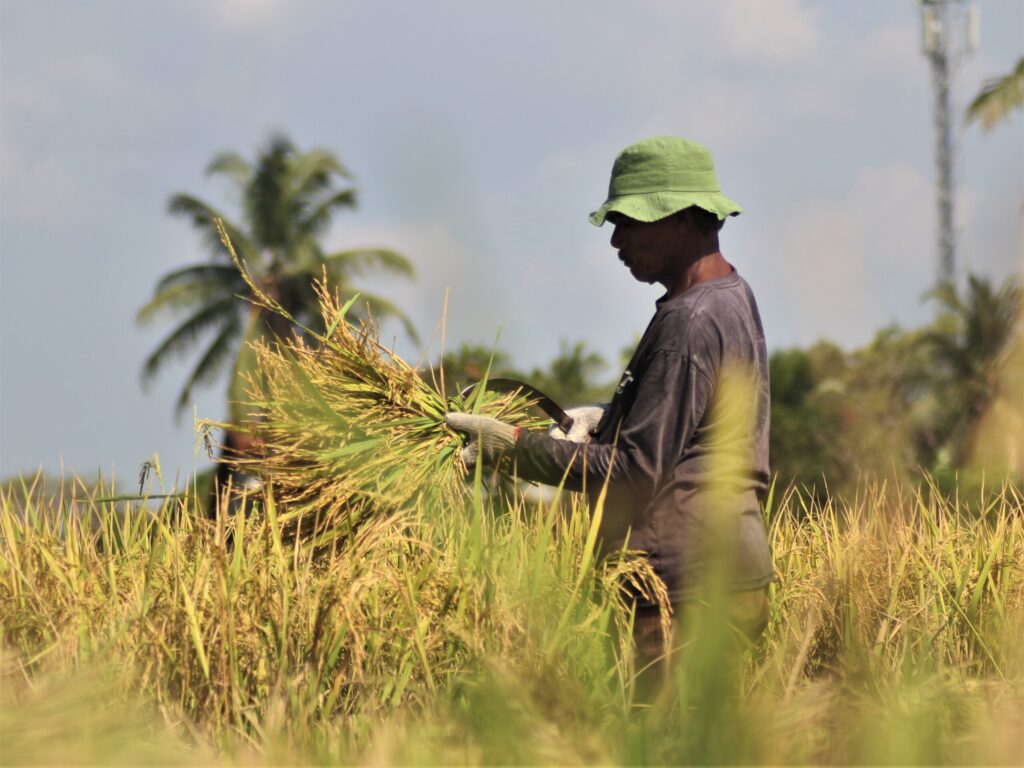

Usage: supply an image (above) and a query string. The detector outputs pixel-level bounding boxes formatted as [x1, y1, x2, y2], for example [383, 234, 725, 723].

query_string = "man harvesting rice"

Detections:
[446, 136, 774, 673]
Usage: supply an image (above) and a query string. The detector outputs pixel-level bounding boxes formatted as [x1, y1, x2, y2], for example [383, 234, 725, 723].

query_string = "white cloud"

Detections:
[958, 184, 1024, 280]
[184, 0, 295, 31]
[719, 0, 823, 63]
[326, 215, 655, 373]
[858, 22, 926, 85]
[1, 51, 151, 121]
[319, 218, 494, 357]
[644, 0, 822, 64]
[0, 77, 60, 116]
[749, 163, 936, 348]
[779, 21, 924, 122]
[644, 76, 778, 152]
[0, 141, 77, 222]
[51, 53, 138, 99]
[647, 0, 823, 65]
[512, 240, 659, 367]
[591, 4, 919, 145]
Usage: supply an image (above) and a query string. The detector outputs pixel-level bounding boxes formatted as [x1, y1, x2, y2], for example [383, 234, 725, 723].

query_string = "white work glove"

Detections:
[549, 404, 608, 444]
[445, 412, 519, 468]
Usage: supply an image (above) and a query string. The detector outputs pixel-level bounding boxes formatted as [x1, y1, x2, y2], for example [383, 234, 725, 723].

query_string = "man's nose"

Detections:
[610, 224, 623, 249]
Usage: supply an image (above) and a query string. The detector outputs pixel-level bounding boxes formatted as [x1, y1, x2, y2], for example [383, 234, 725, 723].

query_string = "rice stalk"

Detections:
[209, 219, 549, 547]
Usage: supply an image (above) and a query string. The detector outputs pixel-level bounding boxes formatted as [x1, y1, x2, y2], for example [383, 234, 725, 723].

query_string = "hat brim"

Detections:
[589, 191, 742, 227]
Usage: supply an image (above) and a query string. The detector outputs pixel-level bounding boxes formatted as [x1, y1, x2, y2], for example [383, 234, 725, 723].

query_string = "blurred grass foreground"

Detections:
[2, 470, 1023, 765]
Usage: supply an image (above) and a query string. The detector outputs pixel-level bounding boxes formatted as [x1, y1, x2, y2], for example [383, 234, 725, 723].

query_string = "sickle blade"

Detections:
[460, 377, 574, 433]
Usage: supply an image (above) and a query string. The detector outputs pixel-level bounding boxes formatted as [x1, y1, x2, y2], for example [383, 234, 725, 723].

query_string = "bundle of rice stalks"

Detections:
[210, 221, 550, 548]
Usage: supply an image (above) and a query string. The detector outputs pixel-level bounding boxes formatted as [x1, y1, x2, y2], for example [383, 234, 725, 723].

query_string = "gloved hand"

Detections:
[549, 404, 608, 444]
[445, 412, 520, 467]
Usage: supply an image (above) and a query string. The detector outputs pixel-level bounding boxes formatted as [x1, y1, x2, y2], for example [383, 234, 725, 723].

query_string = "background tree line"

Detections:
[769, 276, 1022, 498]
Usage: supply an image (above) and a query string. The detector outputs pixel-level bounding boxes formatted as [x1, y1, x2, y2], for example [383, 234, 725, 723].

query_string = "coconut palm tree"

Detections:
[138, 134, 416, 424]
[923, 274, 1022, 466]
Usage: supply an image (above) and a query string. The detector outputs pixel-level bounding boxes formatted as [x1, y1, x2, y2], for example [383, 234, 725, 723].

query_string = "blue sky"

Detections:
[1, 0, 1021, 482]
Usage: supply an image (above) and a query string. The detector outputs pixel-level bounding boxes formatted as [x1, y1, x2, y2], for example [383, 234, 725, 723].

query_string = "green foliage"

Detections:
[431, 342, 518, 392]
[923, 274, 1023, 468]
[768, 273, 1023, 498]
[431, 338, 612, 408]
[768, 344, 847, 496]
[524, 339, 611, 406]
[768, 347, 816, 408]
[966, 56, 1024, 132]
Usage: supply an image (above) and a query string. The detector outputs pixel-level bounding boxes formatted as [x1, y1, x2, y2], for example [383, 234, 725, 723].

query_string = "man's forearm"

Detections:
[512, 430, 655, 496]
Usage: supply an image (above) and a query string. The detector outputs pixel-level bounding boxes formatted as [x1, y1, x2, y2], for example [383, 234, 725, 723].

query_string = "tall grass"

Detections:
[1, 474, 1022, 765]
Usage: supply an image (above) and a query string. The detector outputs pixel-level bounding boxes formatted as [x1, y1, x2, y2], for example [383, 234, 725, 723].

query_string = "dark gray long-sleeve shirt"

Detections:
[512, 269, 774, 603]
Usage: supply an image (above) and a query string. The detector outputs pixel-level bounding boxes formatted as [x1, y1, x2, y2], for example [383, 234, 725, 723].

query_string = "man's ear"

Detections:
[673, 208, 694, 232]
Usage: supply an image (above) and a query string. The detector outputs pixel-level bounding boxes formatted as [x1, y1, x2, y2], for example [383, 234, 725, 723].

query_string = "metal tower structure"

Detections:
[919, 0, 978, 285]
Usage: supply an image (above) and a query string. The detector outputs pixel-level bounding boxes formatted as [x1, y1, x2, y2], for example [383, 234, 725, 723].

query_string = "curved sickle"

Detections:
[459, 378, 574, 433]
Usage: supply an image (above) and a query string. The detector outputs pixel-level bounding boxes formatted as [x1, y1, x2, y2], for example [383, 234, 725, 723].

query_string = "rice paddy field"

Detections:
[1, 471, 1022, 766]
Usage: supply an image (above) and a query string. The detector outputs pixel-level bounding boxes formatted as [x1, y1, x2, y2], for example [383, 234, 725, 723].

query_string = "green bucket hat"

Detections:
[589, 136, 742, 226]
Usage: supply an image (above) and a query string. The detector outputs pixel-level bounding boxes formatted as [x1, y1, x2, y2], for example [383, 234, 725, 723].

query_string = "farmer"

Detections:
[445, 136, 774, 673]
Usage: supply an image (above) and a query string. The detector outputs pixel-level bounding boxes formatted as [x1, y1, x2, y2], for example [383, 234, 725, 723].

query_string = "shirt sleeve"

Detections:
[511, 350, 714, 495]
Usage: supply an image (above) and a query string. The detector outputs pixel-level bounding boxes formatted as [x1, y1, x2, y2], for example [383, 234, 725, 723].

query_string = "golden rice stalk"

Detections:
[211, 220, 548, 548]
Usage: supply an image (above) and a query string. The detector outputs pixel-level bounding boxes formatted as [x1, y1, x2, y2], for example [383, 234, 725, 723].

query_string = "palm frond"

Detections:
[168, 194, 256, 262]
[297, 189, 358, 239]
[154, 264, 245, 293]
[290, 148, 352, 196]
[964, 275, 1022, 361]
[205, 151, 252, 188]
[247, 145, 292, 249]
[925, 280, 964, 315]
[141, 297, 240, 384]
[280, 238, 323, 276]
[174, 316, 242, 417]
[136, 277, 236, 325]
[966, 57, 1024, 132]
[922, 330, 976, 379]
[323, 248, 416, 280]
[264, 133, 296, 157]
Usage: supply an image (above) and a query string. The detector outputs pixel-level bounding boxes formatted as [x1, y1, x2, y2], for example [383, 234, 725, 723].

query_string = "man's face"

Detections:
[607, 212, 684, 286]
